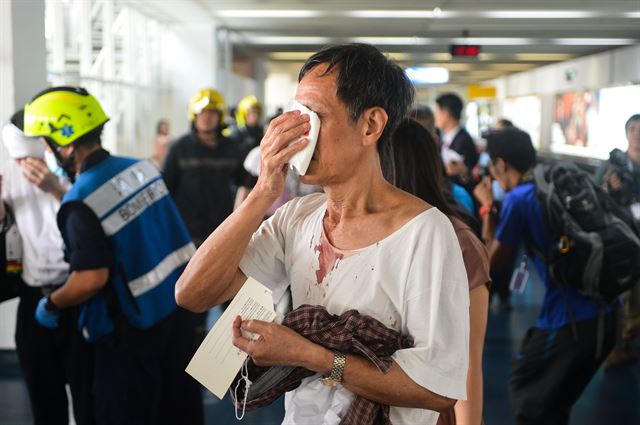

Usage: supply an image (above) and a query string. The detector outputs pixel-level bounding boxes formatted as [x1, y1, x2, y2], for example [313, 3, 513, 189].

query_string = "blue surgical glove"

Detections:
[35, 296, 60, 329]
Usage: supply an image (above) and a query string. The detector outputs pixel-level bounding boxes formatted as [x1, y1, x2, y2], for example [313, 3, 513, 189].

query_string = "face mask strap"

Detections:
[231, 358, 252, 421]
[44, 137, 76, 183]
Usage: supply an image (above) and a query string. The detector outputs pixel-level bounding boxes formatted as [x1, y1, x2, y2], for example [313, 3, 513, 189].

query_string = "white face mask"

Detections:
[44, 150, 63, 176]
[232, 358, 253, 421]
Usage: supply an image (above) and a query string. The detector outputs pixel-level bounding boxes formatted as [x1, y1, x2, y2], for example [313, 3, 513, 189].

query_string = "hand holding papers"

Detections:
[186, 277, 276, 399]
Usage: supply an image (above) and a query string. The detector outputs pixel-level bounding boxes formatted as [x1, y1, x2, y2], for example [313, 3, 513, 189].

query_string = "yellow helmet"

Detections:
[188, 88, 226, 122]
[235, 95, 262, 127]
[23, 87, 109, 147]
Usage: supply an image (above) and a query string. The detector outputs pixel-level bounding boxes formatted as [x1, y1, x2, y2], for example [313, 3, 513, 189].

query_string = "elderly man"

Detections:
[176, 43, 470, 425]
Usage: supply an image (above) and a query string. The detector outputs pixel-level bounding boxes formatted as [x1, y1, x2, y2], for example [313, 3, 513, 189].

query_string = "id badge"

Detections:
[631, 202, 640, 222]
[510, 255, 529, 294]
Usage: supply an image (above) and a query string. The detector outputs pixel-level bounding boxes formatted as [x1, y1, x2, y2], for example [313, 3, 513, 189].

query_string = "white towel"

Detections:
[2, 121, 44, 159]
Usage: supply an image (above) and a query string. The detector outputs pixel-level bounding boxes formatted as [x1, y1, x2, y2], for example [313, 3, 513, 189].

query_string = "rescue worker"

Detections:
[163, 88, 245, 247]
[25, 86, 201, 425]
[229, 95, 264, 154]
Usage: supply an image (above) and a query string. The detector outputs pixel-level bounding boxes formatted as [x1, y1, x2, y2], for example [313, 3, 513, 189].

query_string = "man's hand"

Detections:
[473, 176, 494, 207]
[35, 297, 60, 329]
[231, 316, 331, 371]
[253, 111, 310, 201]
[19, 158, 66, 200]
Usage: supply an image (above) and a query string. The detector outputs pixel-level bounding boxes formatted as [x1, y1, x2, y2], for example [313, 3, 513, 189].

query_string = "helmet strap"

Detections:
[44, 137, 76, 183]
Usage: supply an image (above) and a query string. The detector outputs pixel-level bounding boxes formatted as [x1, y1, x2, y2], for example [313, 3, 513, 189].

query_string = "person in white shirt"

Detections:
[1, 111, 94, 425]
[176, 43, 470, 425]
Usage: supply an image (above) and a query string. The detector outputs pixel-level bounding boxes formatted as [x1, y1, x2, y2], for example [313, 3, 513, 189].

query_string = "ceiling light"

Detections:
[216, 10, 322, 18]
[481, 11, 597, 19]
[405, 66, 449, 84]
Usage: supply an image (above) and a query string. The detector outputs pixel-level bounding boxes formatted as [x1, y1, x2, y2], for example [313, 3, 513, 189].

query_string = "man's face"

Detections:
[434, 105, 448, 130]
[489, 158, 509, 192]
[627, 120, 640, 151]
[194, 109, 220, 133]
[294, 64, 364, 185]
[246, 109, 260, 127]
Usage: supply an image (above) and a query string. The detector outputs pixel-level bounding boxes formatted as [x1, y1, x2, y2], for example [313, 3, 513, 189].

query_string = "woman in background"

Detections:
[382, 118, 490, 425]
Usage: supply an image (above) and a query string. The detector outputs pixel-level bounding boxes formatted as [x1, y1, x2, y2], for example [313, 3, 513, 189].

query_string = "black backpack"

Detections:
[532, 161, 640, 305]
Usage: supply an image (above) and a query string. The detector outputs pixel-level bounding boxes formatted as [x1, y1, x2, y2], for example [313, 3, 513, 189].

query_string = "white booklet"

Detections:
[185, 277, 276, 399]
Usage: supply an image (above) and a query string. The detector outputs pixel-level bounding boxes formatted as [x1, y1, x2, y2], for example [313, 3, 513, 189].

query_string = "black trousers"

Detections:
[509, 313, 617, 425]
[15, 282, 94, 425]
[93, 307, 203, 425]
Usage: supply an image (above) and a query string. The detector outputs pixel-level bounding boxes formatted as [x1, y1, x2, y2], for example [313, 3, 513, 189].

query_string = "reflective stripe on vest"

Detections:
[84, 160, 160, 218]
[129, 242, 195, 297]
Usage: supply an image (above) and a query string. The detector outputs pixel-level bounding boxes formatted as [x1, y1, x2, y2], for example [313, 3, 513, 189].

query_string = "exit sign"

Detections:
[450, 45, 481, 57]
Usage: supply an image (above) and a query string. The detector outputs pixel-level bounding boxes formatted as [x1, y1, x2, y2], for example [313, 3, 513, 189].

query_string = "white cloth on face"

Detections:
[2, 160, 69, 287]
[239, 193, 470, 425]
[440, 125, 461, 149]
[2, 121, 45, 159]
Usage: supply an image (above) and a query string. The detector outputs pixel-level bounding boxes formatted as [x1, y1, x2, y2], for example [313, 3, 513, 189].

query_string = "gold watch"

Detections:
[321, 352, 346, 387]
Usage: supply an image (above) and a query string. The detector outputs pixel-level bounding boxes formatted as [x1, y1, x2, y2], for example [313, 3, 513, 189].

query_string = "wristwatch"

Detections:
[321, 352, 346, 387]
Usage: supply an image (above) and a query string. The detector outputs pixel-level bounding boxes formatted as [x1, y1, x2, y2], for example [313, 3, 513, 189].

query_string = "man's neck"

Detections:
[196, 130, 217, 146]
[323, 157, 396, 225]
[627, 148, 640, 165]
[74, 145, 101, 173]
[441, 121, 460, 134]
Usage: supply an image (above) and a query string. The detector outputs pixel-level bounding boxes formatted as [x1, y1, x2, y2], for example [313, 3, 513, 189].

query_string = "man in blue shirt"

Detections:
[474, 128, 616, 425]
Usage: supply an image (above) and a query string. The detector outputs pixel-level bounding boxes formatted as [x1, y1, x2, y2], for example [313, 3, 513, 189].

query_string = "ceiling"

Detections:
[129, 0, 640, 85]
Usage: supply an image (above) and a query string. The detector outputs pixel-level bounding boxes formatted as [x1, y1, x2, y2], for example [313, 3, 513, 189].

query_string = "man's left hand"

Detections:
[474, 176, 494, 207]
[231, 316, 327, 370]
[35, 297, 60, 329]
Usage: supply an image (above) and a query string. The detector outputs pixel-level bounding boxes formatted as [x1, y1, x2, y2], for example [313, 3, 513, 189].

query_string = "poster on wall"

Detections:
[551, 85, 640, 159]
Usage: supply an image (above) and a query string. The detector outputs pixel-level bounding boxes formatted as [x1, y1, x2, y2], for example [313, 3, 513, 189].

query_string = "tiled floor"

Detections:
[1, 303, 639, 425]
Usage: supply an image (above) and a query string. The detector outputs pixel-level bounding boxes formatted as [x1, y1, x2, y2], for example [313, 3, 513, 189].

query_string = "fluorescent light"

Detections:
[243, 35, 638, 47]
[405, 66, 449, 84]
[482, 11, 597, 19]
[344, 10, 459, 19]
[350, 37, 436, 45]
[249, 36, 332, 45]
[551, 38, 637, 45]
[216, 10, 321, 18]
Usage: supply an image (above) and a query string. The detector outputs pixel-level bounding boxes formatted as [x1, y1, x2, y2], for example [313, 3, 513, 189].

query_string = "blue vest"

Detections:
[61, 156, 195, 342]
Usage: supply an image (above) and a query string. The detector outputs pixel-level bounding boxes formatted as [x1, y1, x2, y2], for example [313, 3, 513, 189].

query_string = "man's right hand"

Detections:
[253, 110, 310, 202]
[19, 158, 66, 201]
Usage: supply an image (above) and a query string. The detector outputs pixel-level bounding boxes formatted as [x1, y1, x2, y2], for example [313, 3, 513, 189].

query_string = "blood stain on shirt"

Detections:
[314, 232, 344, 285]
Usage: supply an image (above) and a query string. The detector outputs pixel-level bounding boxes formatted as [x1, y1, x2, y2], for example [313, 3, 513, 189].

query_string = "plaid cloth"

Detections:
[231, 304, 414, 425]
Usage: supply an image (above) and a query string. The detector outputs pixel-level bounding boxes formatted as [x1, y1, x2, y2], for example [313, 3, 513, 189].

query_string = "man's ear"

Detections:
[361, 107, 388, 147]
[495, 157, 508, 174]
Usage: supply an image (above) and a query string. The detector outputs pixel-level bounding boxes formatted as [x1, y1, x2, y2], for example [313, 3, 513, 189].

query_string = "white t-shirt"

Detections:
[2, 161, 69, 286]
[239, 193, 470, 425]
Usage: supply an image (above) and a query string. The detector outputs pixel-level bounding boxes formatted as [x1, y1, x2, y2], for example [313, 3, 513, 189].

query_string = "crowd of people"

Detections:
[1, 43, 639, 425]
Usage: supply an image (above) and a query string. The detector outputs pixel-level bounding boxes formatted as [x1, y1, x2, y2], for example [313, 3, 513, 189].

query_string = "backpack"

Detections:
[532, 161, 640, 305]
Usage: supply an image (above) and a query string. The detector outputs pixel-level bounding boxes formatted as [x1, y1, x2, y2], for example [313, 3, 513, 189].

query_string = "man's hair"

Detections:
[625, 114, 640, 132]
[487, 128, 537, 173]
[435, 93, 463, 122]
[496, 118, 514, 129]
[10, 109, 24, 130]
[298, 43, 414, 151]
[73, 125, 104, 149]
